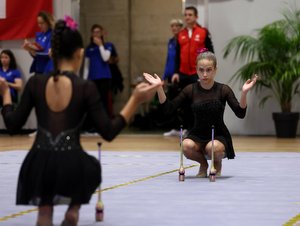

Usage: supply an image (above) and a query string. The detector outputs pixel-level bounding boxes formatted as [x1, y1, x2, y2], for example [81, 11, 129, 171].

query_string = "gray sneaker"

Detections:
[163, 129, 180, 137]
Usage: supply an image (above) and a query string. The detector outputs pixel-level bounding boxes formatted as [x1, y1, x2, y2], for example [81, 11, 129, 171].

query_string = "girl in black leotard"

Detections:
[144, 50, 257, 178]
[0, 16, 159, 226]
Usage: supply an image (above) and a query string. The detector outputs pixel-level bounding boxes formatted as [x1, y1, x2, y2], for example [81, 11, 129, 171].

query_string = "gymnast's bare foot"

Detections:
[37, 205, 53, 226]
[196, 161, 208, 178]
[215, 160, 222, 177]
[61, 205, 80, 226]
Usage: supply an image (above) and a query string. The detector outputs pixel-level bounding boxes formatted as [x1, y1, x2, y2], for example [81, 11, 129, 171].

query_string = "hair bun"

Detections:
[55, 20, 66, 34]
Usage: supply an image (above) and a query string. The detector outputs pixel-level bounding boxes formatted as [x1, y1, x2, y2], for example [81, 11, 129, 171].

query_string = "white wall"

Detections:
[0, 0, 80, 129]
[185, 0, 300, 135]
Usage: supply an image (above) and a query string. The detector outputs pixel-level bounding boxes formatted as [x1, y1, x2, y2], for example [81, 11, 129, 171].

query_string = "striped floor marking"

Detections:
[0, 208, 37, 222]
[283, 213, 300, 226]
[0, 164, 197, 222]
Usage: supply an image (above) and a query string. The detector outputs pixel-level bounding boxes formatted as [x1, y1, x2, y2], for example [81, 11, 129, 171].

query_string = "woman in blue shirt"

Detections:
[85, 24, 113, 117]
[23, 11, 54, 75]
[163, 19, 183, 81]
[162, 19, 184, 136]
[0, 49, 22, 105]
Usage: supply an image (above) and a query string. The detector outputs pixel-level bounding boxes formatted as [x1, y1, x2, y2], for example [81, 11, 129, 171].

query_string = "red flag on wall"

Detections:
[0, 0, 53, 40]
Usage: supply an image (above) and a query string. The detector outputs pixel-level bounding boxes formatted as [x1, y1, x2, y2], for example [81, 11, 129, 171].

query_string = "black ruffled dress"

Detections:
[162, 82, 246, 159]
[1, 72, 126, 205]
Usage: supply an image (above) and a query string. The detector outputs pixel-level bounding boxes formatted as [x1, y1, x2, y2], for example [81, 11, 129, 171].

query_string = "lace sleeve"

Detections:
[161, 84, 192, 115]
[84, 81, 126, 141]
[222, 84, 246, 118]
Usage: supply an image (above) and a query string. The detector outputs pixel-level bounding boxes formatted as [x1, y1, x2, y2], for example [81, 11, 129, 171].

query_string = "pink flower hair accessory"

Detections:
[199, 48, 209, 54]
[64, 15, 78, 31]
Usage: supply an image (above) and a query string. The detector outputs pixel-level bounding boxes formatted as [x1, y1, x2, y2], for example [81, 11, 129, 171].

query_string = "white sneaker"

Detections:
[28, 131, 37, 137]
[183, 129, 188, 137]
[163, 129, 180, 137]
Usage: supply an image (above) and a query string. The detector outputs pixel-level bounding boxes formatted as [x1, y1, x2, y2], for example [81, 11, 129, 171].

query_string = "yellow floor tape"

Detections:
[283, 213, 300, 226]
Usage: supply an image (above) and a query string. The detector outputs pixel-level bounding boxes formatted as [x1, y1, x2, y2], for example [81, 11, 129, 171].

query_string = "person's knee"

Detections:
[205, 141, 225, 160]
[215, 142, 225, 159]
[182, 139, 197, 158]
[183, 139, 196, 151]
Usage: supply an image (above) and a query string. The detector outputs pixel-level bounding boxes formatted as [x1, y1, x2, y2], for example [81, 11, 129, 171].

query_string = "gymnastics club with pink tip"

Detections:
[178, 125, 185, 181]
[209, 125, 217, 182]
[95, 142, 104, 221]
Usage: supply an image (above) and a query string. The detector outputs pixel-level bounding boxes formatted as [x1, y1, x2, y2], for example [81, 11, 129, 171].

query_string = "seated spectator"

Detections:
[0, 49, 22, 106]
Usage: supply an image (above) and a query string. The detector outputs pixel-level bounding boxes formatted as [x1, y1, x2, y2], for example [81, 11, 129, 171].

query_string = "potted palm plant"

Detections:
[223, 4, 300, 138]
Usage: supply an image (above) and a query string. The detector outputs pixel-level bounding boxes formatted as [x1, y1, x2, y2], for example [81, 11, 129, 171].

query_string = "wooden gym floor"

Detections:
[0, 133, 299, 152]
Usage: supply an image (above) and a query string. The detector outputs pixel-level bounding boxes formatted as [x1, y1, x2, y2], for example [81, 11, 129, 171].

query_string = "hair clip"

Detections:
[199, 48, 209, 54]
[64, 15, 78, 31]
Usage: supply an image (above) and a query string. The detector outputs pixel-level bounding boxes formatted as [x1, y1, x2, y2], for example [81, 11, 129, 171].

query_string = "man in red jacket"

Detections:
[172, 6, 214, 85]
[164, 6, 214, 136]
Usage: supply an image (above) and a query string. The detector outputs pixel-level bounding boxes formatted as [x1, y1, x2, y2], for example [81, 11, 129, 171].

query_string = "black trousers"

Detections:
[82, 78, 112, 132]
[92, 78, 112, 117]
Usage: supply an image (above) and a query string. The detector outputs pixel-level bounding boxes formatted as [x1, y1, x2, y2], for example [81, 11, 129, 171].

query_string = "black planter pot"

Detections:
[272, 112, 299, 138]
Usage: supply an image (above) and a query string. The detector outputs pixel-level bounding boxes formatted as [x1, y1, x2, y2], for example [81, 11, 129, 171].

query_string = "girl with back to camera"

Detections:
[144, 49, 257, 178]
[0, 16, 160, 226]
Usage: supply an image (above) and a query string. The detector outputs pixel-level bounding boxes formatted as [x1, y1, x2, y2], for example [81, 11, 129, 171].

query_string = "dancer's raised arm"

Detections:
[239, 74, 258, 109]
[143, 73, 166, 104]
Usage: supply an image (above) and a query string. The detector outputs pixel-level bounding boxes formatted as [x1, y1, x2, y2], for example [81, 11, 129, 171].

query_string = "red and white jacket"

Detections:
[177, 25, 214, 75]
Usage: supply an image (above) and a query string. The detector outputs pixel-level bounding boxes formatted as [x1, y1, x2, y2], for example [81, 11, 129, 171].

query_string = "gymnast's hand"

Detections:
[132, 82, 161, 104]
[93, 37, 103, 46]
[242, 74, 258, 93]
[22, 39, 30, 51]
[143, 73, 162, 85]
[171, 73, 179, 83]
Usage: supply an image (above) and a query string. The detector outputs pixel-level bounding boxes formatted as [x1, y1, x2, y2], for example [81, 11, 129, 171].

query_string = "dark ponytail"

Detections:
[51, 20, 64, 81]
[51, 18, 83, 81]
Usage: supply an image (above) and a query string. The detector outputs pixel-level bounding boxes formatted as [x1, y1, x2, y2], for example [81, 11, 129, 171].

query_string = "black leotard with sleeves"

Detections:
[1, 72, 126, 205]
[161, 81, 246, 159]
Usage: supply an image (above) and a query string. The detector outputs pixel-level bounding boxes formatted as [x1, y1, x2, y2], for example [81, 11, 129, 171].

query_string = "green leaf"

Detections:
[223, 3, 300, 112]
